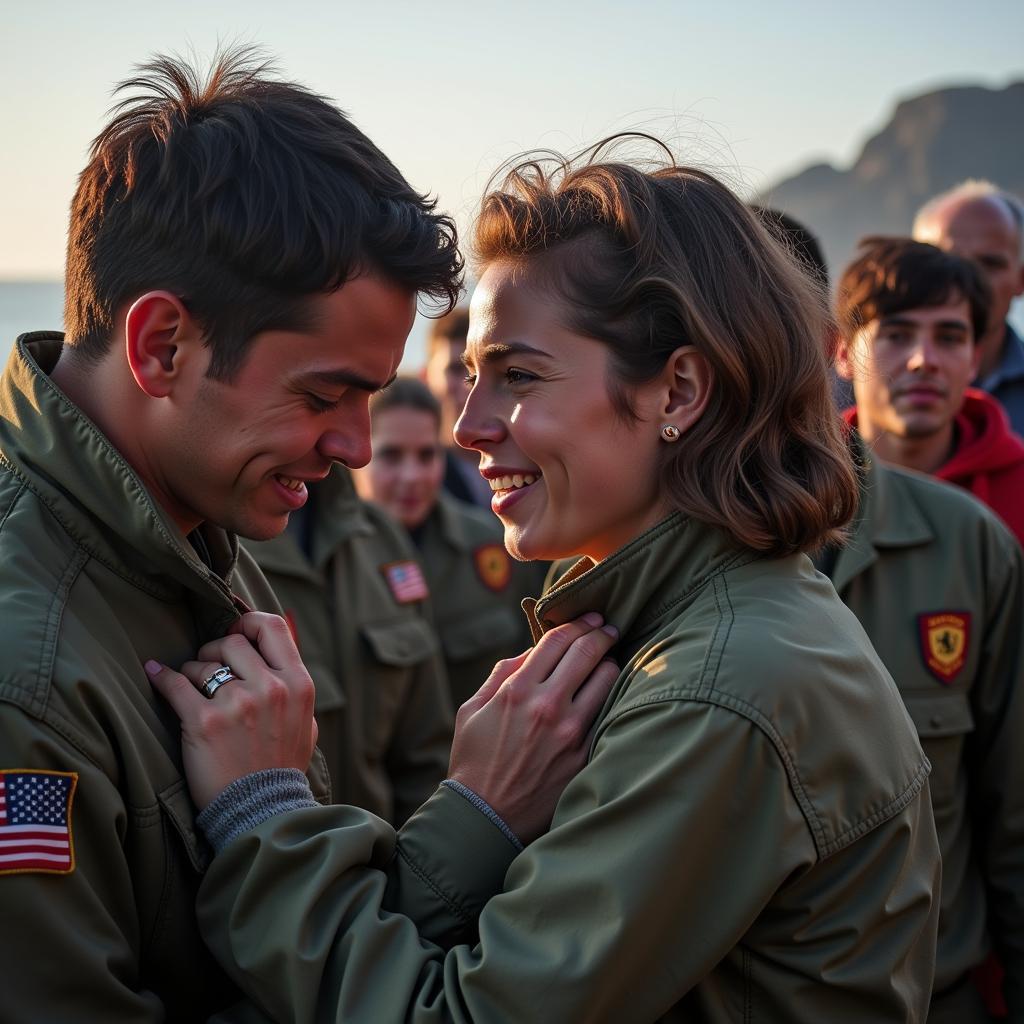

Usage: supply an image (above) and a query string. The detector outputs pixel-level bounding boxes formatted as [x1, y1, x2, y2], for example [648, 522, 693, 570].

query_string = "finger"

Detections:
[462, 649, 531, 714]
[145, 660, 205, 721]
[229, 612, 302, 673]
[515, 613, 604, 684]
[571, 658, 620, 721]
[179, 660, 235, 692]
[544, 624, 619, 699]
[195, 633, 273, 682]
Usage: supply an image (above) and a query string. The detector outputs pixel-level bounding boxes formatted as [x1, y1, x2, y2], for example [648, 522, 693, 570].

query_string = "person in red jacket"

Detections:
[836, 236, 1024, 547]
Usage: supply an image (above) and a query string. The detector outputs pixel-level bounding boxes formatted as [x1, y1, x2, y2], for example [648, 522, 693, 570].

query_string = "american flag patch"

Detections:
[381, 560, 429, 604]
[0, 770, 77, 875]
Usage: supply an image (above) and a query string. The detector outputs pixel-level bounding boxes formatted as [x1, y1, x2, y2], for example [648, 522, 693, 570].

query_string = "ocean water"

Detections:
[0, 280, 431, 369]
[0, 281, 64, 364]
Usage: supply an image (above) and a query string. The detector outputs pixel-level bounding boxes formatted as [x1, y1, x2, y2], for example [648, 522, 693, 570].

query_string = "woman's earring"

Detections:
[660, 424, 681, 442]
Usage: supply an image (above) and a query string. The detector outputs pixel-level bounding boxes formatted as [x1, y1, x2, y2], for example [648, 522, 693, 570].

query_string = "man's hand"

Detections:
[448, 613, 620, 844]
[146, 612, 318, 809]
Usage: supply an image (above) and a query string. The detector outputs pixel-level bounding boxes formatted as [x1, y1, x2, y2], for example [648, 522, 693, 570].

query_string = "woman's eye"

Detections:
[463, 373, 477, 387]
[505, 368, 535, 385]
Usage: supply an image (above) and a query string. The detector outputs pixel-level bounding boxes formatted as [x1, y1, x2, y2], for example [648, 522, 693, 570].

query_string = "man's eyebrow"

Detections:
[878, 315, 969, 330]
[297, 368, 398, 393]
[461, 341, 553, 369]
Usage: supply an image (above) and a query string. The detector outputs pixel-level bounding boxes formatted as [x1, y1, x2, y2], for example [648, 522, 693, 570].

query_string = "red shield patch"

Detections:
[474, 543, 511, 592]
[917, 611, 971, 683]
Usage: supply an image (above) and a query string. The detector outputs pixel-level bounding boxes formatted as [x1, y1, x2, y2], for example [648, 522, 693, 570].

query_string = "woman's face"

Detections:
[456, 261, 670, 562]
[358, 406, 444, 529]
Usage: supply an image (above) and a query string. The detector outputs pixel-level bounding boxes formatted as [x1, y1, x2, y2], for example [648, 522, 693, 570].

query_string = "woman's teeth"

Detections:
[276, 474, 305, 492]
[489, 473, 539, 491]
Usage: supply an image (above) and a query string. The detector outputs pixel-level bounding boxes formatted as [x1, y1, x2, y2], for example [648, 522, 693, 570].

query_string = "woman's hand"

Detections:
[147, 610, 620, 843]
[448, 612, 620, 844]
[146, 612, 318, 810]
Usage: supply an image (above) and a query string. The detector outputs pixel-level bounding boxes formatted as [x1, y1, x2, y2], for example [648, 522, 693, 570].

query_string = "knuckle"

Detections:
[554, 718, 584, 748]
[221, 633, 252, 657]
[540, 627, 574, 654]
[529, 696, 560, 729]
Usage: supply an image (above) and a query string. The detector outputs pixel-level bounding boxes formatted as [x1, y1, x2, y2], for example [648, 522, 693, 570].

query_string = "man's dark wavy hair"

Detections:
[65, 46, 463, 379]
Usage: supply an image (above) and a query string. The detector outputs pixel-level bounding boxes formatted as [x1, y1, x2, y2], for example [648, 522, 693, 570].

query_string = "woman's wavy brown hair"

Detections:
[472, 136, 857, 556]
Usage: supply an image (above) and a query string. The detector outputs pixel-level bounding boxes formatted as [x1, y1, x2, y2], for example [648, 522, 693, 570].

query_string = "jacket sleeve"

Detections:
[196, 698, 827, 1023]
[0, 705, 182, 1022]
[385, 628, 455, 828]
[966, 527, 1024, 1019]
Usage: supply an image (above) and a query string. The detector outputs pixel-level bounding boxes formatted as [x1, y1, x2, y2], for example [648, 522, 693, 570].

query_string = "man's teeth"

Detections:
[488, 473, 539, 491]
[276, 474, 305, 492]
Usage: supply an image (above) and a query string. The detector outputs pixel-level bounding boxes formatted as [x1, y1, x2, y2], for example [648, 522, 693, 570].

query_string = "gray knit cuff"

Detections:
[441, 779, 524, 852]
[197, 768, 318, 853]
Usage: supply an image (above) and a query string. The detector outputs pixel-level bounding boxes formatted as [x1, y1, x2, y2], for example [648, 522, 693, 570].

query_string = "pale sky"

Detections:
[1, 0, 1021, 279]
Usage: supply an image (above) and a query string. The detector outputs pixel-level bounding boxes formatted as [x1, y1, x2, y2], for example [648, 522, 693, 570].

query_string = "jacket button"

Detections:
[930, 715, 943, 728]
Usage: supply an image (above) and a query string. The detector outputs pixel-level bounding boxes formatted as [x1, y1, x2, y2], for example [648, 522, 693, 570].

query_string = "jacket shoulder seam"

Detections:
[605, 688, 929, 858]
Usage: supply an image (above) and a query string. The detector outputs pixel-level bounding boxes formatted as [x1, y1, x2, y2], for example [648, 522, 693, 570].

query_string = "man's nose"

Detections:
[317, 406, 372, 468]
[906, 337, 939, 371]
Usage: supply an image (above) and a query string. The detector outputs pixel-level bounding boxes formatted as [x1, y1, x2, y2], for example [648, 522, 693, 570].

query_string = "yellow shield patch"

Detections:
[918, 612, 970, 683]
[474, 543, 511, 592]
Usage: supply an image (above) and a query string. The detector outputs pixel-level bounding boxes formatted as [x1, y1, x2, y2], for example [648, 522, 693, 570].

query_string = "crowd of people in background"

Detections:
[2, 45, 1023, 1023]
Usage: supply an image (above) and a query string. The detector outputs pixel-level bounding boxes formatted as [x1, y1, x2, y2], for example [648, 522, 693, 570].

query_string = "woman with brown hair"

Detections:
[152, 139, 940, 1022]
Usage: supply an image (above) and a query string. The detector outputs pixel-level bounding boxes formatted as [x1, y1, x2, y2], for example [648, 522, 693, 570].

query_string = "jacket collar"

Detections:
[432, 492, 476, 552]
[830, 435, 934, 592]
[242, 465, 373, 578]
[527, 513, 754, 651]
[0, 334, 243, 627]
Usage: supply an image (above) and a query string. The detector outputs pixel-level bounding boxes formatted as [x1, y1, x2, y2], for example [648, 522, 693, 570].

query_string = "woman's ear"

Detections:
[124, 291, 204, 398]
[660, 345, 713, 436]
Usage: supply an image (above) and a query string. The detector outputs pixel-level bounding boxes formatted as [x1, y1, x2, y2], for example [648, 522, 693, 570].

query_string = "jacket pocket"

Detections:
[903, 692, 974, 817]
[157, 779, 210, 873]
[362, 618, 438, 667]
[439, 605, 521, 662]
[360, 618, 439, 753]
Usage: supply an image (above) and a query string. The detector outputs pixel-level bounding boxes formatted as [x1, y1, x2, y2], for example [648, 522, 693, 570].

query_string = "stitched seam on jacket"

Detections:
[603, 689, 928, 858]
[0, 474, 26, 535]
[0, 458, 185, 599]
[393, 844, 473, 926]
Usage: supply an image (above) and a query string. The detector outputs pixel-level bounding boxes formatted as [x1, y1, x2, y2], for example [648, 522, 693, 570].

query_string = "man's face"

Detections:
[916, 196, 1023, 336]
[425, 336, 469, 440]
[837, 297, 980, 442]
[162, 276, 415, 540]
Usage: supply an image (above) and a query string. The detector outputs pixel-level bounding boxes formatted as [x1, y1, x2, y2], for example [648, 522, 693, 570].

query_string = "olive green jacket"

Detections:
[0, 335, 328, 1020]
[243, 469, 453, 825]
[198, 513, 941, 1023]
[819, 451, 1024, 1020]
[414, 493, 540, 708]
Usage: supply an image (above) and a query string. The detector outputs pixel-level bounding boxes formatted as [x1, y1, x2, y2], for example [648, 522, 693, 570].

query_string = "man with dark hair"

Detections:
[914, 181, 1024, 434]
[826, 235, 1024, 1020]
[836, 236, 1024, 544]
[0, 48, 469, 1019]
[423, 306, 493, 506]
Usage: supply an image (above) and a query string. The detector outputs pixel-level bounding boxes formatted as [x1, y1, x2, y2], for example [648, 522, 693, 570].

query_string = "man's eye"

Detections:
[307, 393, 342, 413]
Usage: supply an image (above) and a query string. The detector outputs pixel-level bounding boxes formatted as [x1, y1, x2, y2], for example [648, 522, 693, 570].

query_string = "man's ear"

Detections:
[123, 291, 204, 398]
[834, 336, 856, 382]
[659, 346, 713, 436]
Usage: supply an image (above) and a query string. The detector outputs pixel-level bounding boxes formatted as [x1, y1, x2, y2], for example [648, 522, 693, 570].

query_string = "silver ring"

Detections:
[200, 665, 236, 699]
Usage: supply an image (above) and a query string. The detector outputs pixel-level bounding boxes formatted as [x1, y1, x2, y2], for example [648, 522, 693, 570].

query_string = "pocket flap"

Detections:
[157, 779, 210, 873]
[361, 617, 438, 667]
[903, 692, 974, 739]
[440, 605, 521, 661]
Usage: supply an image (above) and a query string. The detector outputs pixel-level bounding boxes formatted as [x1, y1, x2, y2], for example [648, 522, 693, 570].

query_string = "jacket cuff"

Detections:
[197, 768, 319, 853]
[441, 779, 523, 851]
[385, 782, 521, 947]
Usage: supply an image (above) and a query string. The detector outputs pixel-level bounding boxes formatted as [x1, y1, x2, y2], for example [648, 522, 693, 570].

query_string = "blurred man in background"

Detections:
[836, 237, 1024, 545]
[915, 181, 1024, 434]
[829, 235, 1024, 1020]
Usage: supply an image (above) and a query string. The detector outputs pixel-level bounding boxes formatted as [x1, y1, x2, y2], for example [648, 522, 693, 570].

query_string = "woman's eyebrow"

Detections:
[462, 341, 553, 370]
